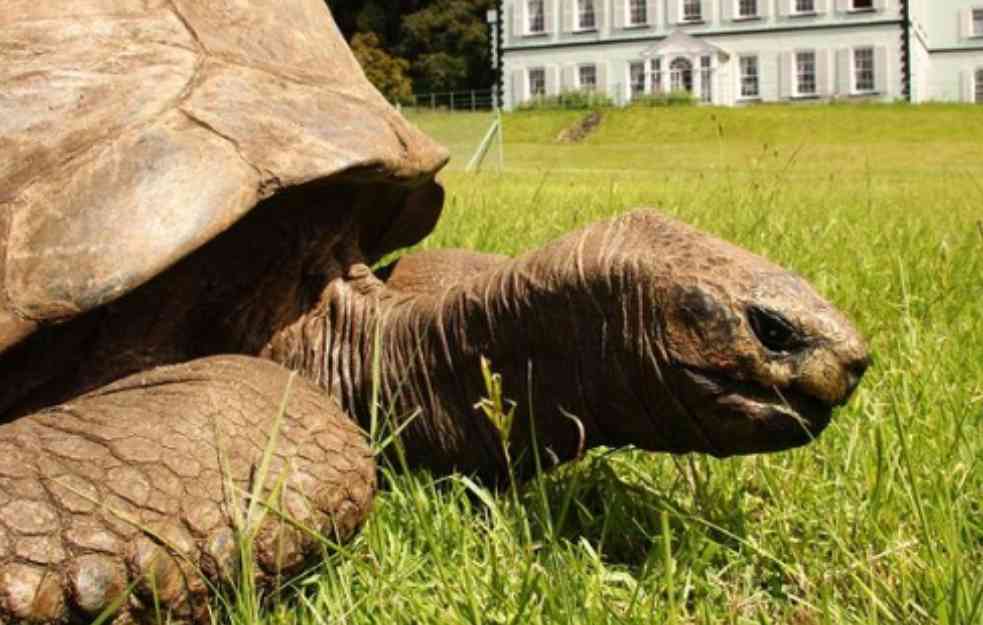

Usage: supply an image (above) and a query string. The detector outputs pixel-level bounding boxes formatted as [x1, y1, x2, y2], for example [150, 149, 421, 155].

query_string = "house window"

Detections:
[629, 61, 646, 96]
[739, 0, 758, 18]
[577, 0, 596, 30]
[850, 0, 873, 10]
[854, 47, 875, 92]
[578, 64, 597, 90]
[528, 68, 546, 97]
[628, 0, 647, 25]
[976, 69, 983, 103]
[795, 0, 815, 12]
[740, 55, 759, 97]
[974, 10, 983, 36]
[796, 50, 817, 95]
[650, 58, 664, 93]
[527, 0, 546, 33]
[682, 0, 701, 22]
[700, 55, 712, 102]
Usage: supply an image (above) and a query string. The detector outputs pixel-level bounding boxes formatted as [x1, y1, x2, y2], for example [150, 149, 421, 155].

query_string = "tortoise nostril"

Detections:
[849, 354, 871, 378]
[843, 354, 870, 398]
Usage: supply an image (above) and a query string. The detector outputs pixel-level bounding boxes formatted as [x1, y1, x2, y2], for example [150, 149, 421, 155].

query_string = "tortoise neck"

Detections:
[261, 264, 508, 479]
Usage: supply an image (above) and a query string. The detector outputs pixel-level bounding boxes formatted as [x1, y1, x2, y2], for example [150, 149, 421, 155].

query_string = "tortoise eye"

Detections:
[747, 306, 803, 353]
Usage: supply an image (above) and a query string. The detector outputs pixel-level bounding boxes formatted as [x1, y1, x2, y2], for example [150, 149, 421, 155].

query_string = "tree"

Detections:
[397, 0, 495, 93]
[327, 0, 497, 94]
[349, 32, 413, 101]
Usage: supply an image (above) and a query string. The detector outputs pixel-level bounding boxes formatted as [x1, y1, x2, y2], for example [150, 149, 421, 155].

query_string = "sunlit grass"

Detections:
[232, 104, 982, 625]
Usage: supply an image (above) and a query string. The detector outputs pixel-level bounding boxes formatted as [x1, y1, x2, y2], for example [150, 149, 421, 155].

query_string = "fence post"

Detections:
[430, 93, 436, 110]
[450, 91, 455, 112]
[471, 90, 476, 111]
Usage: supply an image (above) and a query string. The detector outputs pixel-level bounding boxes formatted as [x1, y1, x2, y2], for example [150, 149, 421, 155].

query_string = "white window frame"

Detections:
[526, 0, 546, 34]
[650, 58, 664, 94]
[795, 49, 817, 97]
[849, 0, 875, 12]
[739, 54, 760, 99]
[792, 0, 817, 15]
[976, 67, 983, 103]
[625, 0, 648, 26]
[737, 0, 759, 19]
[973, 9, 983, 38]
[700, 55, 713, 103]
[528, 67, 547, 98]
[576, 0, 597, 31]
[628, 61, 646, 97]
[577, 63, 597, 90]
[681, 0, 702, 22]
[852, 47, 875, 93]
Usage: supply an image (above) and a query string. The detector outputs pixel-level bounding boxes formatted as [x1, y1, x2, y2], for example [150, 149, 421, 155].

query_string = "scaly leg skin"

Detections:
[0, 355, 375, 624]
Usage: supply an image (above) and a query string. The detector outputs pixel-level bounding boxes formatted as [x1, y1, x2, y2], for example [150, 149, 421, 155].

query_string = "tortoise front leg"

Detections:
[0, 355, 375, 624]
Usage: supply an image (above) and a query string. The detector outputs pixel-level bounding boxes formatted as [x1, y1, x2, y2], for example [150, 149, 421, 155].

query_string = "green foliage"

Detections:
[517, 89, 615, 111]
[628, 89, 697, 107]
[396, 0, 495, 92]
[329, 0, 495, 94]
[349, 32, 412, 101]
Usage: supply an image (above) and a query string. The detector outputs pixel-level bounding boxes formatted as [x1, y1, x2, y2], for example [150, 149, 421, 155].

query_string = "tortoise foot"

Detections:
[0, 356, 375, 624]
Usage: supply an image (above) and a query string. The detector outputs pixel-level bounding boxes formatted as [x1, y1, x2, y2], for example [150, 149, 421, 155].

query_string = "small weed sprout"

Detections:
[475, 356, 517, 469]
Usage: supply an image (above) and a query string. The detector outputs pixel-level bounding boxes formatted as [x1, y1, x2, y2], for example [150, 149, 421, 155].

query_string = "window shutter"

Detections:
[597, 61, 608, 95]
[722, 0, 734, 21]
[960, 70, 973, 103]
[646, 0, 659, 25]
[562, 0, 573, 32]
[872, 0, 886, 11]
[759, 0, 770, 18]
[874, 45, 888, 94]
[834, 0, 849, 12]
[778, 52, 793, 99]
[510, 4, 522, 40]
[836, 48, 851, 95]
[614, 0, 624, 28]
[594, 0, 605, 30]
[667, 0, 680, 24]
[776, 0, 789, 17]
[701, 0, 713, 22]
[511, 69, 525, 105]
[546, 65, 559, 95]
[544, 0, 555, 32]
[816, 49, 831, 96]
[814, 0, 828, 13]
[960, 9, 973, 40]
[561, 65, 575, 91]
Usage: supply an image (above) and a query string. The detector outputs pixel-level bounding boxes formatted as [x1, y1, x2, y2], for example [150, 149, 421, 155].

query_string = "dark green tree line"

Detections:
[328, 0, 495, 98]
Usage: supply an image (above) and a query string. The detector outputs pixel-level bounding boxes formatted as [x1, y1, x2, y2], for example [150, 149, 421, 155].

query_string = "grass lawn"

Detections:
[234, 104, 982, 625]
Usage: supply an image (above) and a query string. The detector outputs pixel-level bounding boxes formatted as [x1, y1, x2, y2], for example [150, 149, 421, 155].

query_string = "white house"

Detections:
[491, 1, 983, 108]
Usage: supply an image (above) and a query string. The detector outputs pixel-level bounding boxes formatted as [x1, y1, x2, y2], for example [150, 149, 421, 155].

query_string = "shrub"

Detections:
[628, 89, 696, 107]
[518, 89, 614, 111]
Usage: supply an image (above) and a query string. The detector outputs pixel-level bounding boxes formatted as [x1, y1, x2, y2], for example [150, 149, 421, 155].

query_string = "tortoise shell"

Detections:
[0, 0, 447, 354]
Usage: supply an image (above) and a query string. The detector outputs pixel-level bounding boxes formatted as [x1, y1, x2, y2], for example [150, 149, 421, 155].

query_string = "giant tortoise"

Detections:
[0, 1, 869, 622]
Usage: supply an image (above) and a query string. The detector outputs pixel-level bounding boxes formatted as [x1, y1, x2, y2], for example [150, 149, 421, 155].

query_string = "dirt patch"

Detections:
[556, 111, 603, 143]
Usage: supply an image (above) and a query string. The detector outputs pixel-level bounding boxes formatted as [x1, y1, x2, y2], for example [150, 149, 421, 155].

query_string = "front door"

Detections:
[669, 57, 693, 93]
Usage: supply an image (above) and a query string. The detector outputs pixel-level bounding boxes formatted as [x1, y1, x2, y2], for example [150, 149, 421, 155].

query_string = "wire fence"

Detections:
[394, 89, 497, 114]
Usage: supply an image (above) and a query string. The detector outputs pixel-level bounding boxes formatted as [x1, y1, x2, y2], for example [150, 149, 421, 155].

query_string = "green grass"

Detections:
[230, 104, 982, 625]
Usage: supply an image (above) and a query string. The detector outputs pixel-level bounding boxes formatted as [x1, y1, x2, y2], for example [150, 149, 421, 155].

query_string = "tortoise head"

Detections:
[611, 212, 870, 456]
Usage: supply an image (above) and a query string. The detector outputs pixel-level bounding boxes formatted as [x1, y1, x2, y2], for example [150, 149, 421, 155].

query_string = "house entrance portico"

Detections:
[638, 30, 729, 104]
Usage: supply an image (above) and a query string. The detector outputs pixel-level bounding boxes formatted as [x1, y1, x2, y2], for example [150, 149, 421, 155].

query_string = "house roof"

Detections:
[640, 30, 729, 59]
